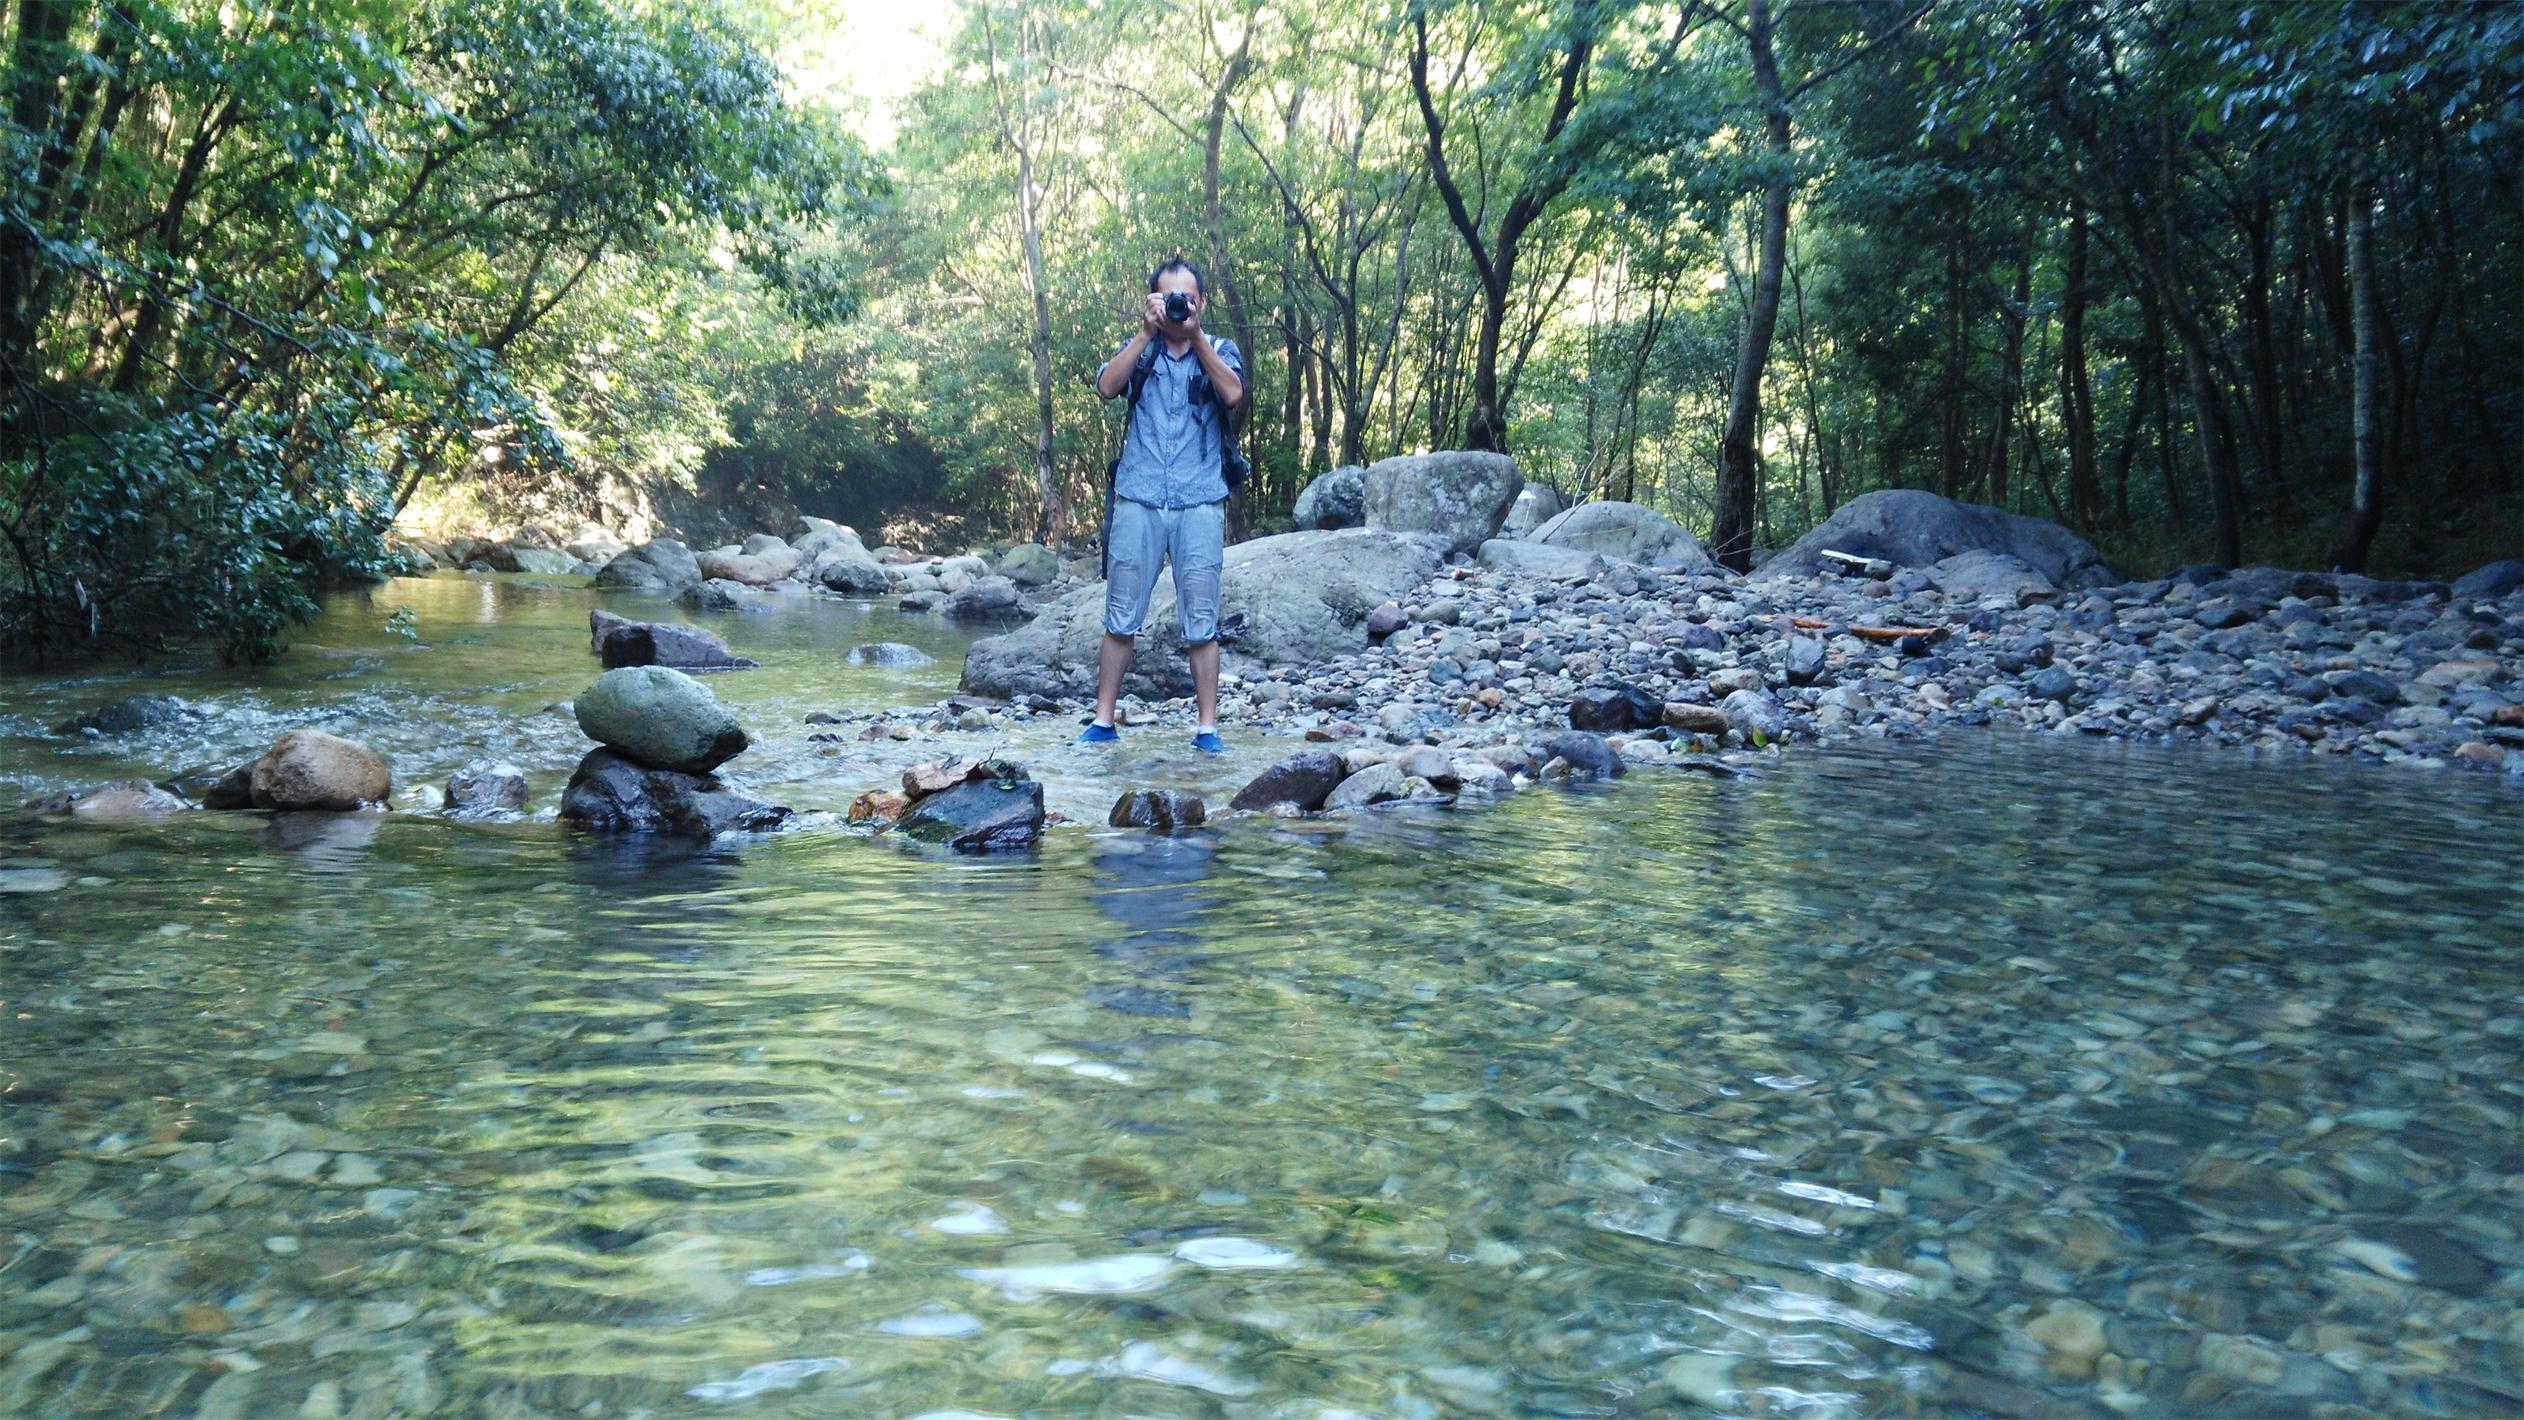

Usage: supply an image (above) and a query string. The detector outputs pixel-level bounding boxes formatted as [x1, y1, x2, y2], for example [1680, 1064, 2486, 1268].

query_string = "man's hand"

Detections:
[1142, 291, 1167, 336]
[1184, 290, 1205, 335]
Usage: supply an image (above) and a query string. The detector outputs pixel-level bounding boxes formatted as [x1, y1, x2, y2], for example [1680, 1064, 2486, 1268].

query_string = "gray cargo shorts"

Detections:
[1104, 497, 1225, 644]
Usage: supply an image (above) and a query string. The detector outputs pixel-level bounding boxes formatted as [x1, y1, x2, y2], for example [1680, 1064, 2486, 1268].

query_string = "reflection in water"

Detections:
[0, 708, 2519, 1415]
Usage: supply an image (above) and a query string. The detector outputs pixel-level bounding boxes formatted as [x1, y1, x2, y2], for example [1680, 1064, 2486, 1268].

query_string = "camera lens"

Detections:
[1165, 292, 1192, 321]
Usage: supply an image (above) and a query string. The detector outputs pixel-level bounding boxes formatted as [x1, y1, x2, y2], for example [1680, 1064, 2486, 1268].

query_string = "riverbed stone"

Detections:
[1292, 465, 1366, 530]
[573, 666, 749, 774]
[592, 538, 701, 594]
[24, 780, 192, 821]
[250, 730, 392, 811]
[1534, 731, 1623, 779]
[445, 759, 527, 813]
[897, 775, 1045, 851]
[1478, 538, 1607, 580]
[1229, 749, 1349, 811]
[559, 750, 789, 836]
[1718, 689, 1789, 743]
[1362, 451, 1522, 555]
[1570, 683, 1662, 732]
[1109, 789, 1206, 830]
[52, 694, 193, 736]
[483, 543, 576, 575]
[697, 537, 803, 585]
[679, 578, 773, 613]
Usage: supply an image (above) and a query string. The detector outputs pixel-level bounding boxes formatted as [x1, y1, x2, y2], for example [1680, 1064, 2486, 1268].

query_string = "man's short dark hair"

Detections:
[1148, 257, 1206, 294]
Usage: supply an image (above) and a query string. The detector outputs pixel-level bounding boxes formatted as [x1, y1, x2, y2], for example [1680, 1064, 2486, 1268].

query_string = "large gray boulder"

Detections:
[2452, 559, 2524, 599]
[559, 750, 789, 836]
[940, 575, 1028, 622]
[250, 729, 392, 811]
[484, 543, 577, 575]
[573, 666, 749, 774]
[960, 528, 1449, 700]
[996, 543, 1060, 588]
[593, 538, 702, 595]
[793, 518, 863, 559]
[1292, 466, 1367, 531]
[1758, 489, 2118, 588]
[1503, 484, 1567, 537]
[1228, 749, 1349, 812]
[1362, 452, 1522, 555]
[1526, 501, 1716, 572]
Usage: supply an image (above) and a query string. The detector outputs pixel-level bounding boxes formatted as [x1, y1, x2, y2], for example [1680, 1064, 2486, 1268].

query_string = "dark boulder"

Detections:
[1291, 465, 1366, 530]
[897, 775, 1045, 851]
[1758, 488, 2119, 589]
[1568, 683, 1663, 733]
[940, 574, 1028, 622]
[2451, 559, 2524, 600]
[1109, 789, 1207, 830]
[200, 763, 256, 810]
[1228, 749, 1349, 811]
[559, 749, 790, 836]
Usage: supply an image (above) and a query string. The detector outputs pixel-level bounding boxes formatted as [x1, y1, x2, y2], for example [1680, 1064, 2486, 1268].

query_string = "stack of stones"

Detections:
[560, 666, 789, 836]
[851, 756, 1045, 851]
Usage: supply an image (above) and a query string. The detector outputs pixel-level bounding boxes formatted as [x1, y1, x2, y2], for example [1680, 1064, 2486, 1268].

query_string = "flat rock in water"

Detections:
[559, 749, 789, 837]
[1228, 749, 1349, 812]
[940, 575, 1028, 621]
[1324, 761, 1410, 809]
[680, 578, 773, 613]
[897, 777, 1045, 851]
[574, 666, 749, 774]
[592, 611, 758, 671]
[24, 780, 192, 821]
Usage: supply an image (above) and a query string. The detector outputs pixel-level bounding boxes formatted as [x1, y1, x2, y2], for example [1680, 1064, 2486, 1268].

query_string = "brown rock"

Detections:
[902, 757, 983, 799]
[1662, 702, 1730, 734]
[250, 730, 391, 811]
[848, 790, 913, 825]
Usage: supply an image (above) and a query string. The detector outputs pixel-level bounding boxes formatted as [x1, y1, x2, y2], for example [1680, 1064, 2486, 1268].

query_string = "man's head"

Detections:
[1149, 258, 1205, 328]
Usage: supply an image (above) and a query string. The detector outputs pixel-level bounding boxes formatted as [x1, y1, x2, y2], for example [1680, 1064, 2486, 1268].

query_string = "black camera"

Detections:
[1163, 291, 1193, 323]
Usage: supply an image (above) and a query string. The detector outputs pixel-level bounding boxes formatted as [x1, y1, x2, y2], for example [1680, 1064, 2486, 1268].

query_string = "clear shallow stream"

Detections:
[1, 576, 2520, 1418]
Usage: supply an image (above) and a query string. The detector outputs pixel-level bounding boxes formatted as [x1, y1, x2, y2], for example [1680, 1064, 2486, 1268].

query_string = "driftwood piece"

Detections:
[1818, 548, 1896, 579]
[1788, 615, 1946, 641]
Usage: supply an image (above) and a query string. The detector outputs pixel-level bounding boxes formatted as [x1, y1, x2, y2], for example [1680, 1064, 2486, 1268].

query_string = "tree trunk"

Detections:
[986, 13, 1063, 546]
[2328, 172, 2383, 572]
[1710, 0, 1788, 571]
[2060, 206, 2099, 531]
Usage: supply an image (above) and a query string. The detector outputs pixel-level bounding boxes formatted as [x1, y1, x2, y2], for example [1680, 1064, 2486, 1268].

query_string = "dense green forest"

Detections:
[4, 0, 2518, 660]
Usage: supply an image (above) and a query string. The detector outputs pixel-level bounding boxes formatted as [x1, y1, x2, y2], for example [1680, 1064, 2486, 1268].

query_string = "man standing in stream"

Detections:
[1079, 257, 1245, 753]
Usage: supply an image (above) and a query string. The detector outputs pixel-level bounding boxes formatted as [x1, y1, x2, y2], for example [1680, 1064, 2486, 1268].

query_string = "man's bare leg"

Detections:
[1188, 640, 1220, 730]
[1093, 633, 1135, 726]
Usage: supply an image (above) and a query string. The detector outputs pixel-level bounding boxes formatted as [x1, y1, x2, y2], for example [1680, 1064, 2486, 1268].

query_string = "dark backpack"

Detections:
[1102, 340, 1248, 577]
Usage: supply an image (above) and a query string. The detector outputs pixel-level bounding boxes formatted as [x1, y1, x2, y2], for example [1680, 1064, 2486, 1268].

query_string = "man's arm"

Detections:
[1192, 333, 1244, 410]
[1097, 330, 1151, 400]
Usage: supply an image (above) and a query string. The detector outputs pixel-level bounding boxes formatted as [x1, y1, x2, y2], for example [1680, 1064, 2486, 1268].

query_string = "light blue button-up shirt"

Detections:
[1104, 334, 1243, 509]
